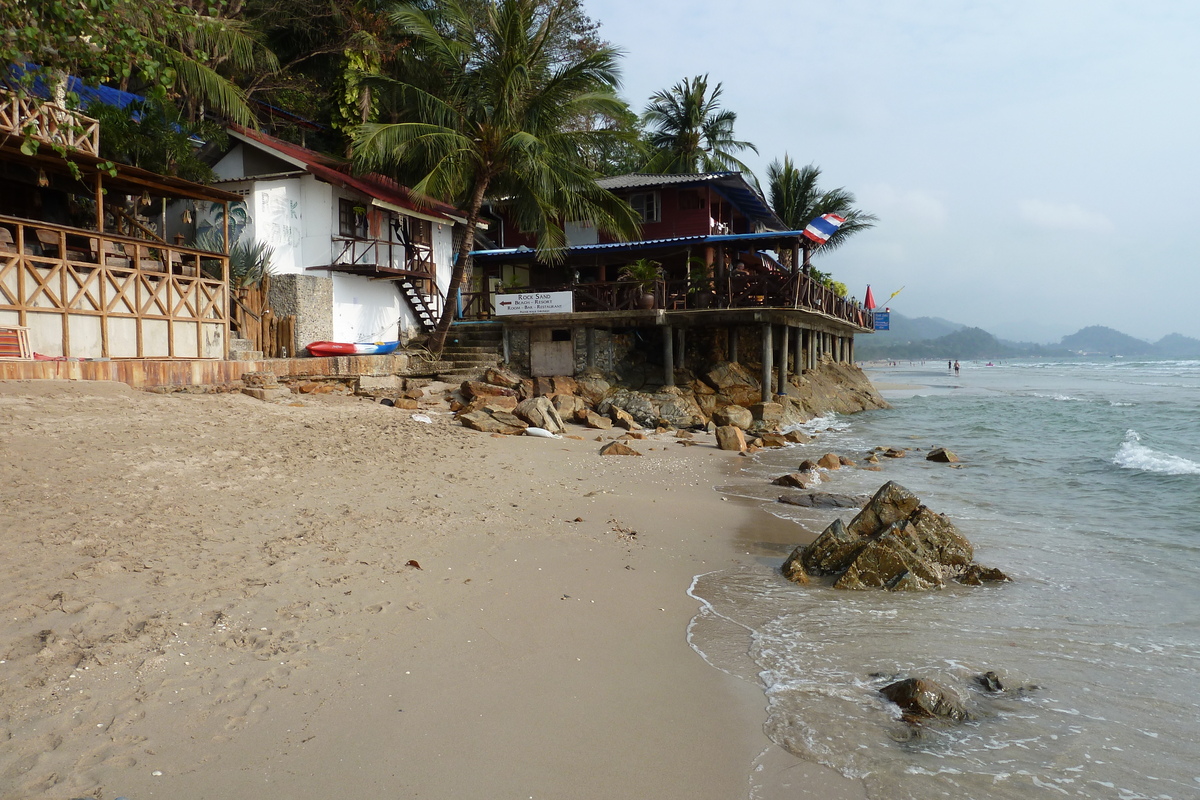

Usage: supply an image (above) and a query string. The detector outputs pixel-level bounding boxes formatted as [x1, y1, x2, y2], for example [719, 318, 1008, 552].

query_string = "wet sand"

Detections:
[0, 381, 866, 800]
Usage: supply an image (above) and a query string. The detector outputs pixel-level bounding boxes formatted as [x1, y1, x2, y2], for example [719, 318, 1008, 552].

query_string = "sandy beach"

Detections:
[0, 381, 867, 800]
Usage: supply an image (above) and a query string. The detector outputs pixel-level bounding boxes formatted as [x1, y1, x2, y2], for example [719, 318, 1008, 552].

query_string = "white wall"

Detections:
[251, 178, 304, 273]
[331, 274, 401, 343]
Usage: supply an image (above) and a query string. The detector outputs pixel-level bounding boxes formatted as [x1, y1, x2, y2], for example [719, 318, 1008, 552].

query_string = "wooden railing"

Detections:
[460, 272, 874, 329]
[0, 92, 100, 156]
[0, 215, 229, 358]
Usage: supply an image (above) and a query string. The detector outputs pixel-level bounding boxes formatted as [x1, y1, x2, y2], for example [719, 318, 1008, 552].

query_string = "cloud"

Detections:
[1017, 199, 1113, 233]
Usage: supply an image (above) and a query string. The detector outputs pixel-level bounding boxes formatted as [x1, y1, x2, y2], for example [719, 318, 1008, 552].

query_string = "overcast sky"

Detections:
[584, 0, 1200, 343]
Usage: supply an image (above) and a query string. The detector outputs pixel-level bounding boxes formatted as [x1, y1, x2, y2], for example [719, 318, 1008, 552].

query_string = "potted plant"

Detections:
[687, 256, 715, 308]
[619, 258, 662, 309]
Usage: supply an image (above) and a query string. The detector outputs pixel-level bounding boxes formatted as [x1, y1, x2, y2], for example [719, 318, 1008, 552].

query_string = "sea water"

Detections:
[688, 359, 1200, 800]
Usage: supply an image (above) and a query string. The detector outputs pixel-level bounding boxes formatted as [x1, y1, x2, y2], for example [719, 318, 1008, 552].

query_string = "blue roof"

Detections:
[472, 230, 807, 260]
[10, 64, 143, 111]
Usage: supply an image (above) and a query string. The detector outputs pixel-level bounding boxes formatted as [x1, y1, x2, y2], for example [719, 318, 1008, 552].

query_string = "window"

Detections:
[339, 198, 368, 238]
[628, 191, 661, 223]
[406, 217, 432, 246]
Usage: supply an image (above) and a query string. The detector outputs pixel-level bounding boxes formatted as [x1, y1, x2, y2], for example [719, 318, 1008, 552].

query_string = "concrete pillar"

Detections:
[662, 325, 675, 387]
[778, 323, 789, 395]
[761, 323, 773, 402]
[848, 336, 855, 364]
[793, 328, 802, 379]
[729, 327, 739, 362]
[502, 327, 511, 364]
[676, 328, 686, 371]
[585, 327, 596, 368]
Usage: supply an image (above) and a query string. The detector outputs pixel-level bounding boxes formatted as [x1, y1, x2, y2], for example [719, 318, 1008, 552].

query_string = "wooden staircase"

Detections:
[398, 279, 439, 334]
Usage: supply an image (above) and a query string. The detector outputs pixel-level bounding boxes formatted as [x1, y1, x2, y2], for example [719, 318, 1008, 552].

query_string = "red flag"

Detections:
[864, 285, 876, 310]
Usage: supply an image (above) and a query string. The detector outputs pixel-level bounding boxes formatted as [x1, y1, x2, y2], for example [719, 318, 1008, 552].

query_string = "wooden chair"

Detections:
[0, 227, 16, 255]
[89, 238, 132, 268]
[34, 228, 62, 258]
[168, 250, 197, 277]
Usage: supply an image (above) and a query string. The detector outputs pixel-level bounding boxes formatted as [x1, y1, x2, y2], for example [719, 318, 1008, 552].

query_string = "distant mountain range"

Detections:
[858, 317, 1200, 360]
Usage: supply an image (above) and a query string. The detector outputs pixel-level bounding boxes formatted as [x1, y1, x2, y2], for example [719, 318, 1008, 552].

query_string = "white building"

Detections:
[205, 127, 467, 348]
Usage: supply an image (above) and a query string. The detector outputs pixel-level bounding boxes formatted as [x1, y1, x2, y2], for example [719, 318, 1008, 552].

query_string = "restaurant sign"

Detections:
[495, 291, 575, 316]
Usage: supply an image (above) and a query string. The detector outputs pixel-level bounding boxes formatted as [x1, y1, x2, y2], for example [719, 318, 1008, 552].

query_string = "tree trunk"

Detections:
[429, 177, 490, 355]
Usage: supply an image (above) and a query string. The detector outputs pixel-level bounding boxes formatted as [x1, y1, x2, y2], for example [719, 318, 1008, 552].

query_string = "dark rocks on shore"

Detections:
[772, 472, 821, 489]
[781, 481, 1010, 591]
[880, 678, 971, 723]
[777, 491, 869, 509]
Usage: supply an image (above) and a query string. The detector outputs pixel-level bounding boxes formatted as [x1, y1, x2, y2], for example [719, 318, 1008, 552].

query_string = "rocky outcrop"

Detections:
[456, 358, 886, 438]
[782, 481, 1009, 591]
[599, 441, 641, 456]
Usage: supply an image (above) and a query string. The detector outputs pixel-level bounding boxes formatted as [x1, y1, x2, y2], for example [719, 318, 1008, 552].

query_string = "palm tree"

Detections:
[351, 0, 642, 352]
[641, 74, 757, 175]
[767, 155, 878, 257]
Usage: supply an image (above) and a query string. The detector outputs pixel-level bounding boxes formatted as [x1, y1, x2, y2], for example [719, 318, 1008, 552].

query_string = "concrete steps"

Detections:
[438, 322, 504, 381]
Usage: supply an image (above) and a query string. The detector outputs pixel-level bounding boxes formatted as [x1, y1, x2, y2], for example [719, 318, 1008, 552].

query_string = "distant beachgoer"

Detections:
[954, 360, 960, 375]
[948, 360, 952, 370]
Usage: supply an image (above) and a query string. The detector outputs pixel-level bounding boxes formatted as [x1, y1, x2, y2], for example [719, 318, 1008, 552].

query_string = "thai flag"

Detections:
[803, 213, 846, 245]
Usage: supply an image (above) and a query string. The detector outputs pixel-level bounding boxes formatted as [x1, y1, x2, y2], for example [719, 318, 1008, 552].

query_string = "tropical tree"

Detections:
[1, 0, 275, 126]
[351, 0, 642, 352]
[641, 74, 757, 175]
[767, 156, 877, 293]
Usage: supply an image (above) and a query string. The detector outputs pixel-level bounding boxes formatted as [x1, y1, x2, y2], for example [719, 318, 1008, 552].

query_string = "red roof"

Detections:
[228, 126, 463, 222]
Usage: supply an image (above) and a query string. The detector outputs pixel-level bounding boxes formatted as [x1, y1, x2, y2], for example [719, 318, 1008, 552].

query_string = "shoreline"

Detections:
[0, 380, 866, 800]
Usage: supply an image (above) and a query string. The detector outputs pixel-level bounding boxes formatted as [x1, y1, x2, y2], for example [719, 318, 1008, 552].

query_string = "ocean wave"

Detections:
[1113, 431, 1200, 475]
[1031, 392, 1087, 402]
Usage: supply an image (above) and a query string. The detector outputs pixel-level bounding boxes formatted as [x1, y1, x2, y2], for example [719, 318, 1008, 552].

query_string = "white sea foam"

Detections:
[1032, 392, 1087, 402]
[1112, 431, 1200, 475]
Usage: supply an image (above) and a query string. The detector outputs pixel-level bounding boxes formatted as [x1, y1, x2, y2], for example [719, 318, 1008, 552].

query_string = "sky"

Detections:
[583, 0, 1200, 343]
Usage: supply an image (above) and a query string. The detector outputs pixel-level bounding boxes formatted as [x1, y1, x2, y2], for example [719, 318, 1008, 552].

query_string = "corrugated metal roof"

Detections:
[595, 172, 739, 190]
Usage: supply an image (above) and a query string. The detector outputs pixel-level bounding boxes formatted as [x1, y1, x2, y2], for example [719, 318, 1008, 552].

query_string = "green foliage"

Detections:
[767, 156, 878, 253]
[2, 0, 275, 126]
[618, 258, 663, 290]
[642, 74, 757, 176]
[90, 94, 226, 182]
[194, 231, 275, 289]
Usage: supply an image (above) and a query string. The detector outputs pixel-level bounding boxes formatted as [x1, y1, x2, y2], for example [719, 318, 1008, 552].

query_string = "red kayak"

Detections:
[306, 341, 400, 357]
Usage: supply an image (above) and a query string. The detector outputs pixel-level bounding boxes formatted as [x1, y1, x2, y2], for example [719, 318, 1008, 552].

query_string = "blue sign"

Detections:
[873, 311, 890, 330]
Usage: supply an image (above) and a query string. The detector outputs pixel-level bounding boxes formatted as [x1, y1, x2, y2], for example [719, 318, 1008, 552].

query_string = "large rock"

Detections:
[750, 401, 784, 430]
[713, 405, 753, 430]
[781, 481, 1008, 591]
[703, 361, 762, 408]
[599, 388, 706, 430]
[459, 406, 528, 435]
[483, 366, 523, 389]
[772, 472, 821, 489]
[514, 397, 566, 433]
[583, 410, 612, 430]
[461, 380, 517, 399]
[575, 372, 612, 407]
[880, 678, 971, 723]
[777, 492, 869, 509]
[715, 425, 747, 451]
[599, 441, 642, 456]
[609, 406, 642, 430]
[552, 394, 587, 420]
[926, 447, 960, 463]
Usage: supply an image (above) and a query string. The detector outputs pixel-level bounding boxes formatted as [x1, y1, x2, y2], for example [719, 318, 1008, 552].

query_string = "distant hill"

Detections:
[1154, 333, 1200, 357]
[859, 320, 1200, 360]
[1059, 326, 1157, 356]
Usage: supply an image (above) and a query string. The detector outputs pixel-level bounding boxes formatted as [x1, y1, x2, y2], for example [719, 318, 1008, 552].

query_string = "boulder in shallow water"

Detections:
[715, 425, 747, 452]
[777, 491, 868, 509]
[781, 481, 1008, 591]
[926, 447, 960, 463]
[880, 678, 971, 723]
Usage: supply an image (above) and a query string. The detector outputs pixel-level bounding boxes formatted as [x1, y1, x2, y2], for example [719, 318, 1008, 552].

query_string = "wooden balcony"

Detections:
[0, 215, 229, 359]
[0, 92, 100, 157]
